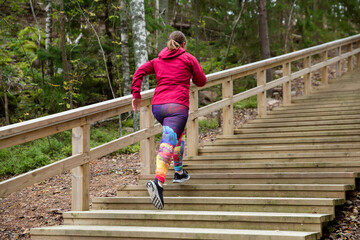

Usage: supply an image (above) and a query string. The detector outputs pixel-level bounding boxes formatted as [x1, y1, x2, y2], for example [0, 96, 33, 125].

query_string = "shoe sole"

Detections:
[146, 181, 164, 210]
[173, 175, 190, 183]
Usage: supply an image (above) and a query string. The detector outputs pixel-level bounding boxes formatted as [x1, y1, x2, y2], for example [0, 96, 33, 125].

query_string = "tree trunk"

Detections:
[29, 0, 44, 83]
[155, 0, 169, 52]
[194, 0, 200, 59]
[258, 0, 272, 83]
[104, 0, 114, 98]
[60, 0, 72, 109]
[284, 0, 296, 53]
[130, 0, 149, 89]
[121, 0, 131, 96]
[45, 0, 53, 77]
[130, 0, 149, 131]
[0, 74, 10, 125]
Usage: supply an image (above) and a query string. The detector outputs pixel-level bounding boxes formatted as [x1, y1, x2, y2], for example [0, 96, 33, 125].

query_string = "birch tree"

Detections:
[45, 0, 53, 77]
[130, 0, 149, 131]
[121, 0, 131, 96]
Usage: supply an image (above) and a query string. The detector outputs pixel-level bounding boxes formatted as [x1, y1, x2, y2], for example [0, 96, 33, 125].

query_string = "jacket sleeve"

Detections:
[131, 61, 155, 99]
[190, 56, 207, 87]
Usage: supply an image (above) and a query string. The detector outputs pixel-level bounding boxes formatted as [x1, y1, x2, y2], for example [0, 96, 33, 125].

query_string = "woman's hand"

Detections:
[132, 98, 142, 112]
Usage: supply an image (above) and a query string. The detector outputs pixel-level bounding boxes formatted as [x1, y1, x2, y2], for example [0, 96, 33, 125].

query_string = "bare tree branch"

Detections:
[75, 0, 116, 99]
[284, 0, 297, 53]
[223, 0, 247, 70]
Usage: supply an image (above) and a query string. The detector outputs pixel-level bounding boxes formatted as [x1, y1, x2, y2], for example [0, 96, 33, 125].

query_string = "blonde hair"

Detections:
[167, 31, 186, 51]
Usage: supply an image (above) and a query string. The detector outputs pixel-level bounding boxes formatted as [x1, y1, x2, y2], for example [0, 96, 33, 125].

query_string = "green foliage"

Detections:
[234, 95, 258, 109]
[0, 123, 142, 176]
[199, 118, 218, 132]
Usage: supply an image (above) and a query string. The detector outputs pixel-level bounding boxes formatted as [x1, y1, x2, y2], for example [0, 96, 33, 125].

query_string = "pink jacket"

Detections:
[131, 47, 207, 108]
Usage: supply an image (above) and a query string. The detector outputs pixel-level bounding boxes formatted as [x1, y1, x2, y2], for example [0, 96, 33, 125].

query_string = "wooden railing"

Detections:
[1, 34, 360, 210]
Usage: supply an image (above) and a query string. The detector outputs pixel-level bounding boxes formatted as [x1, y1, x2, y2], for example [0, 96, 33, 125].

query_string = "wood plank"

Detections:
[140, 104, 156, 175]
[233, 86, 264, 103]
[71, 124, 90, 211]
[322, 51, 328, 85]
[189, 98, 231, 121]
[265, 76, 290, 90]
[0, 118, 85, 150]
[187, 90, 199, 156]
[89, 124, 162, 160]
[348, 43, 353, 71]
[0, 95, 134, 139]
[222, 79, 234, 135]
[0, 154, 84, 197]
[257, 70, 266, 117]
[357, 41, 360, 67]
[283, 62, 291, 106]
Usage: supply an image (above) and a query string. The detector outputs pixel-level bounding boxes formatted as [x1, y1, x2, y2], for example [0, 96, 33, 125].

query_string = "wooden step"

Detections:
[293, 93, 360, 101]
[62, 210, 332, 234]
[139, 172, 358, 185]
[206, 136, 360, 146]
[218, 130, 360, 139]
[280, 101, 360, 110]
[235, 124, 360, 134]
[30, 225, 319, 240]
[117, 184, 353, 199]
[263, 110, 360, 119]
[92, 196, 343, 215]
[185, 152, 360, 163]
[293, 94, 360, 101]
[267, 105, 360, 115]
[176, 162, 360, 173]
[199, 143, 360, 155]
[243, 119, 360, 128]
[250, 114, 360, 123]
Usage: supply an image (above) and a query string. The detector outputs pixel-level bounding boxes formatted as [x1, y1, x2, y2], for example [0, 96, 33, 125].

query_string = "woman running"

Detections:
[131, 31, 207, 209]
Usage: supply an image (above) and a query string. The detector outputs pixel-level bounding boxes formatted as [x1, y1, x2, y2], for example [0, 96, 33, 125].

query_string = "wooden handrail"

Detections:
[1, 34, 360, 211]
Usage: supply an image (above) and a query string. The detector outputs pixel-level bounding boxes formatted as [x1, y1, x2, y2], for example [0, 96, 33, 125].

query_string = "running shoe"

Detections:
[173, 169, 190, 183]
[146, 179, 164, 209]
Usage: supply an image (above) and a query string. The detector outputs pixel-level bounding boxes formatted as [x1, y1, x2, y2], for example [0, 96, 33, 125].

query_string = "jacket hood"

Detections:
[158, 47, 185, 59]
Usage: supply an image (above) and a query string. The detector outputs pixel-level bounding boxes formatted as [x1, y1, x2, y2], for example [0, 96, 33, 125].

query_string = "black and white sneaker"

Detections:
[146, 179, 164, 210]
[173, 169, 190, 183]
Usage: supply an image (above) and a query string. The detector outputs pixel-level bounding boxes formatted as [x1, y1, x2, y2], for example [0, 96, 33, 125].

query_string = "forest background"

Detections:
[0, 0, 359, 177]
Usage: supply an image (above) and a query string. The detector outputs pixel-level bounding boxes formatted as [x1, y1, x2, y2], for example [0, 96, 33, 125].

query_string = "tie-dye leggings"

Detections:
[152, 103, 189, 183]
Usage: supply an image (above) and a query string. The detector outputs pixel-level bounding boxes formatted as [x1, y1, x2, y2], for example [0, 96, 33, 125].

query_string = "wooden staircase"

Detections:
[31, 73, 360, 239]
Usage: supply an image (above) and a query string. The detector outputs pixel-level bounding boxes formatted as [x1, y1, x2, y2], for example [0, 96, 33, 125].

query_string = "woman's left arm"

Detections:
[190, 56, 207, 87]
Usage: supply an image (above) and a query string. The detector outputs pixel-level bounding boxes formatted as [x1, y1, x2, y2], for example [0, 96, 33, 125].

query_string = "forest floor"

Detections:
[0, 64, 359, 240]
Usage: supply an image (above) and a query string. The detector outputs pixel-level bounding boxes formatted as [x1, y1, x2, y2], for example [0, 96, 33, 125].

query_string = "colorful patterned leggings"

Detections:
[152, 103, 189, 183]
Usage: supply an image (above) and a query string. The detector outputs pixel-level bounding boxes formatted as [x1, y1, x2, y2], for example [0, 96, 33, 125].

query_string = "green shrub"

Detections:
[199, 119, 218, 132]
[234, 95, 257, 109]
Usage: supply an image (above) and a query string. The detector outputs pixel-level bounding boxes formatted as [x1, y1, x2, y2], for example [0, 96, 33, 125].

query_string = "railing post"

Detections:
[257, 70, 266, 117]
[140, 104, 155, 175]
[338, 46, 342, 78]
[304, 56, 311, 95]
[357, 41, 360, 68]
[348, 43, 353, 72]
[187, 90, 199, 156]
[322, 50, 328, 85]
[71, 123, 90, 211]
[282, 62, 291, 106]
[222, 77, 234, 135]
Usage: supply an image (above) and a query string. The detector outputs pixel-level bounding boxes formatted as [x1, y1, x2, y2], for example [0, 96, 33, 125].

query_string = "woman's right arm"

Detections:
[131, 61, 155, 99]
